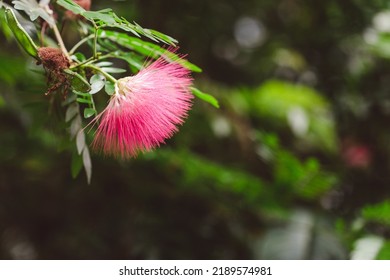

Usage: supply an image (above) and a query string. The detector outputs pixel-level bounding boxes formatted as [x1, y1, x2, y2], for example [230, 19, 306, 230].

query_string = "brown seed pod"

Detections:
[37, 47, 70, 96]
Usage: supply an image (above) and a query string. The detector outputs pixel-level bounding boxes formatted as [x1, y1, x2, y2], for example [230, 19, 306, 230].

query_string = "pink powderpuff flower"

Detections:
[91, 52, 194, 158]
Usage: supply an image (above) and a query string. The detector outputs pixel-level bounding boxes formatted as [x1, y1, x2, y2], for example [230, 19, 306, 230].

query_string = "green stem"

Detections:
[69, 57, 95, 69]
[92, 22, 99, 59]
[84, 64, 117, 83]
[69, 54, 112, 69]
[91, 95, 97, 117]
[69, 34, 94, 55]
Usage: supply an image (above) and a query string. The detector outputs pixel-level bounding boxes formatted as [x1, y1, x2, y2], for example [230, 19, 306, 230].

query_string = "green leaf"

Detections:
[63, 69, 91, 92]
[71, 52, 86, 62]
[110, 51, 144, 71]
[56, 0, 86, 15]
[368, 32, 390, 59]
[76, 97, 92, 104]
[57, 0, 177, 45]
[82, 147, 92, 184]
[75, 91, 91, 98]
[98, 38, 119, 52]
[100, 67, 126, 73]
[76, 129, 85, 155]
[107, 16, 177, 45]
[94, 61, 113, 67]
[83, 10, 116, 24]
[253, 80, 337, 152]
[274, 152, 337, 200]
[65, 102, 79, 122]
[69, 113, 82, 139]
[104, 80, 115, 95]
[95, 8, 112, 13]
[0, 7, 14, 41]
[84, 108, 96, 118]
[149, 29, 177, 46]
[90, 73, 104, 84]
[376, 242, 390, 260]
[190, 87, 219, 108]
[361, 200, 390, 227]
[99, 30, 201, 72]
[4, 8, 38, 59]
[89, 73, 105, 94]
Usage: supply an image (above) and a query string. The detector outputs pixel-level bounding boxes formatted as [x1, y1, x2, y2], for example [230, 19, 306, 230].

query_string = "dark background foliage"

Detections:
[1, 0, 390, 259]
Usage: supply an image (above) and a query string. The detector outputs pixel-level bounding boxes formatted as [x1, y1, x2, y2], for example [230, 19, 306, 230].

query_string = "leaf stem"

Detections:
[69, 57, 95, 69]
[92, 22, 99, 59]
[69, 34, 94, 55]
[69, 54, 112, 69]
[90, 94, 97, 117]
[84, 64, 117, 83]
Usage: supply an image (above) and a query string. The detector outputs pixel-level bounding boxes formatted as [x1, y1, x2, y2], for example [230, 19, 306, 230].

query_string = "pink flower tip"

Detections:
[91, 53, 194, 158]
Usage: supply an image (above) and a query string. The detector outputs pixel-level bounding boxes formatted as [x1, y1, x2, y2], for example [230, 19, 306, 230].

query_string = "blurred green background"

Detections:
[1, 0, 390, 259]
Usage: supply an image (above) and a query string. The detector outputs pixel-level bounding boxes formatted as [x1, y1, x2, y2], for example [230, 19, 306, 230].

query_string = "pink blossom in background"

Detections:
[341, 138, 372, 169]
[91, 53, 193, 158]
[342, 143, 372, 169]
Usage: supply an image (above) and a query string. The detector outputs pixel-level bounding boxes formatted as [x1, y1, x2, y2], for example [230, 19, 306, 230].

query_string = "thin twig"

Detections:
[69, 34, 94, 55]
[69, 54, 113, 69]
[52, 23, 72, 62]
[92, 22, 99, 59]
[84, 64, 117, 83]
[41, 4, 72, 62]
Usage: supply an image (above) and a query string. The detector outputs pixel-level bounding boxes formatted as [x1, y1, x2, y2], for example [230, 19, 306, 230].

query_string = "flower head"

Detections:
[91, 52, 193, 158]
